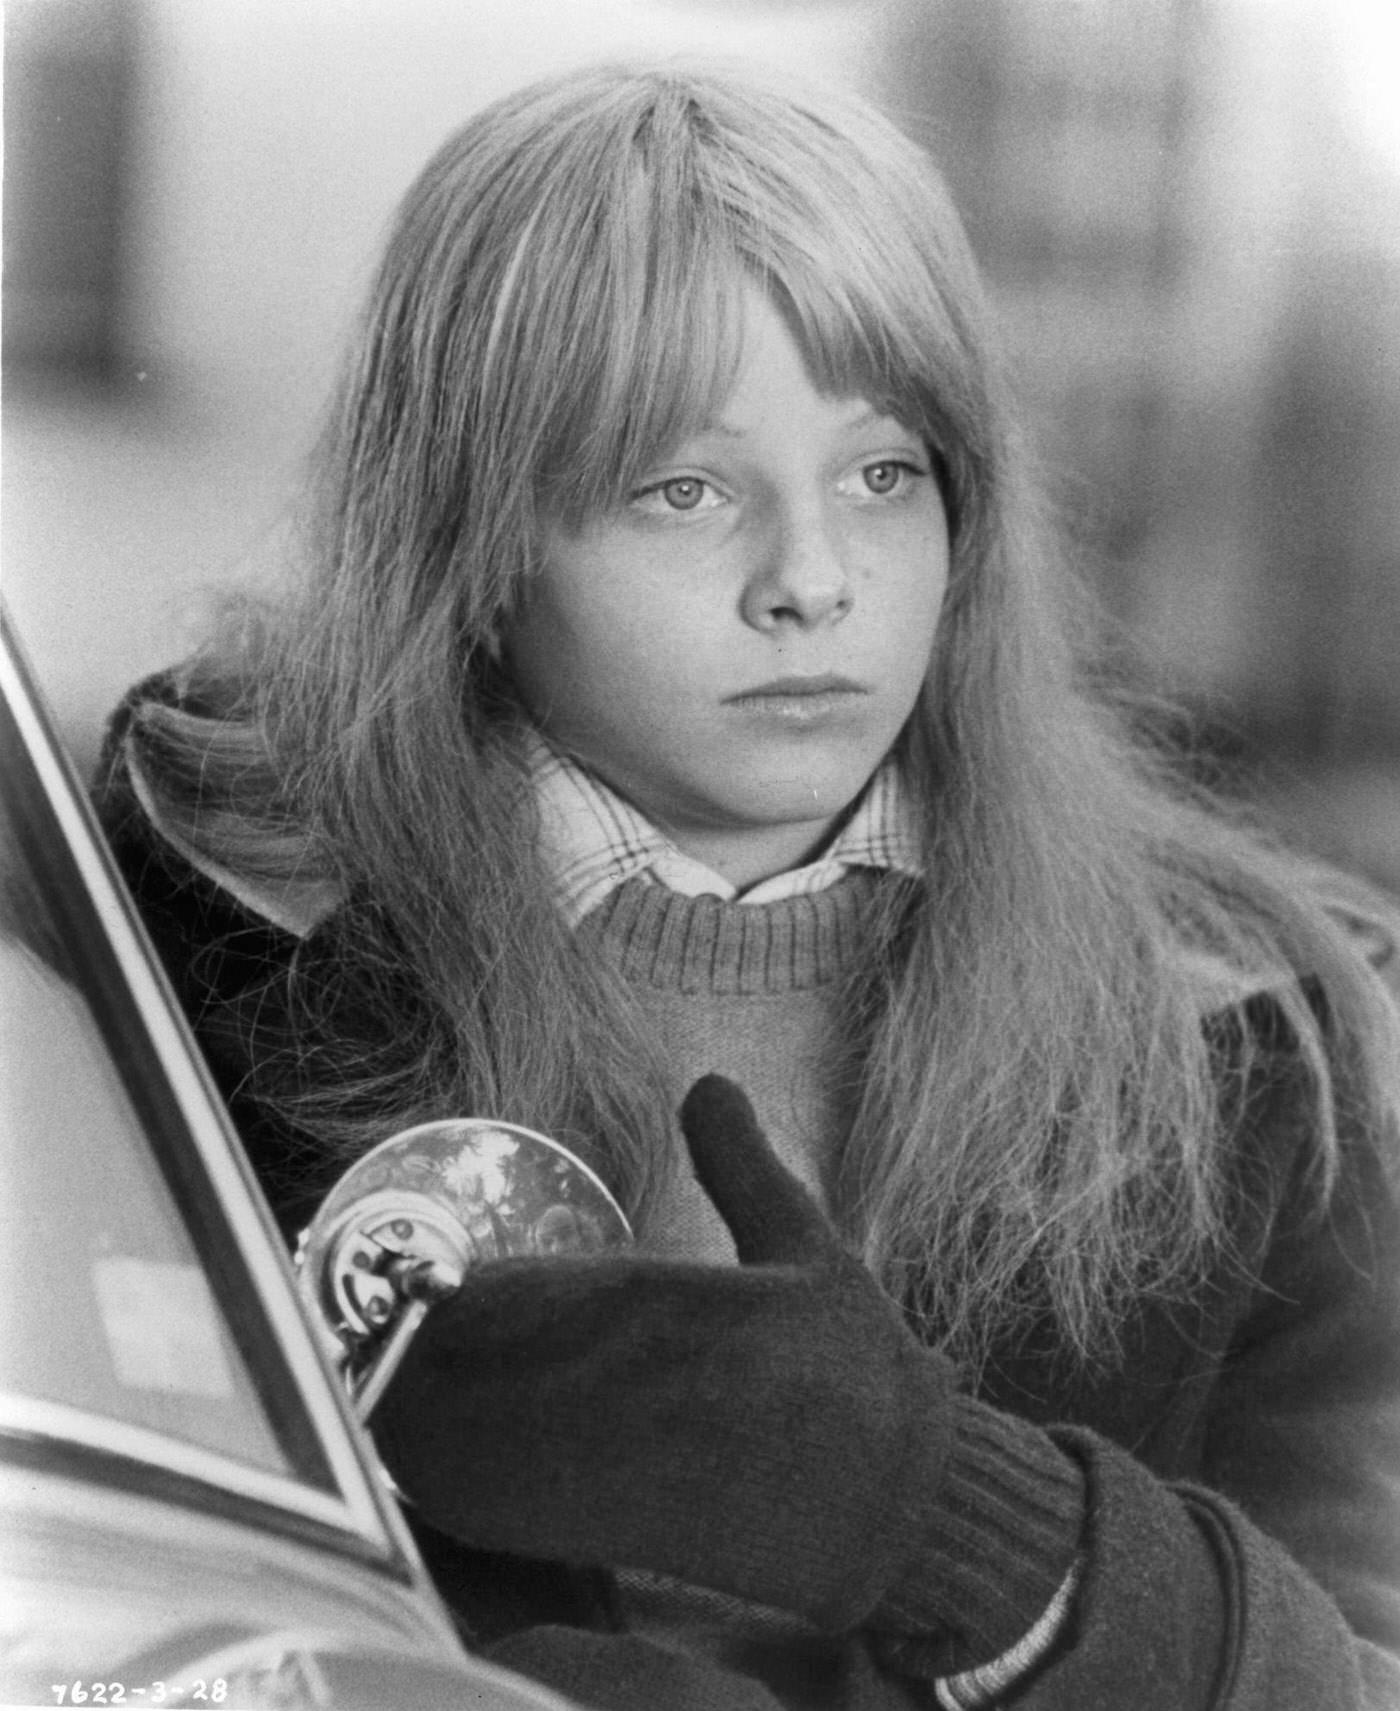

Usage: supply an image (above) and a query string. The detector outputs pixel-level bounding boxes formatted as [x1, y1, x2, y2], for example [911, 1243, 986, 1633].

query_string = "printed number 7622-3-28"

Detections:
[52, 1684, 228, 1704]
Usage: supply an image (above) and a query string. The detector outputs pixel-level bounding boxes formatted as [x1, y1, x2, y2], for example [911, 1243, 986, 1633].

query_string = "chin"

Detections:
[734, 770, 871, 827]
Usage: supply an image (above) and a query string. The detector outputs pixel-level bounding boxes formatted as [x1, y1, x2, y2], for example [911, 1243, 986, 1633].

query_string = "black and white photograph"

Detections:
[4, 3, 1400, 1707]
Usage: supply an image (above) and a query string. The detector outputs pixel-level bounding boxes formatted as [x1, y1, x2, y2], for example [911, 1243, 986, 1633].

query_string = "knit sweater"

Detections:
[94, 724, 1400, 1711]
[580, 877, 874, 1265]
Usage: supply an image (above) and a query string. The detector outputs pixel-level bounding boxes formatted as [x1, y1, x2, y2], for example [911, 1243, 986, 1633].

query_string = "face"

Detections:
[504, 290, 950, 888]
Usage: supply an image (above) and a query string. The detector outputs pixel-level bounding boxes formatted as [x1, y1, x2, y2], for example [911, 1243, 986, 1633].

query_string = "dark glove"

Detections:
[374, 1075, 1081, 1658]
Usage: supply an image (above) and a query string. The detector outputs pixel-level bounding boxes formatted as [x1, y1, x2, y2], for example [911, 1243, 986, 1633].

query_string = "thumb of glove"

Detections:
[678, 1074, 847, 1268]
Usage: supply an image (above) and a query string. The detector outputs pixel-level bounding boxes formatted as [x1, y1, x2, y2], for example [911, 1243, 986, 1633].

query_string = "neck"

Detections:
[656, 814, 843, 891]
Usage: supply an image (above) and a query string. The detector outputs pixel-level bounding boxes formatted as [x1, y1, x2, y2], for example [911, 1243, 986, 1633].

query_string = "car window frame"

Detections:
[0, 613, 421, 1578]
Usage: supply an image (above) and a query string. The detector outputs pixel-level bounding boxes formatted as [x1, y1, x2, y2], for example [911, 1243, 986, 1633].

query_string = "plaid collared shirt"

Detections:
[527, 734, 923, 928]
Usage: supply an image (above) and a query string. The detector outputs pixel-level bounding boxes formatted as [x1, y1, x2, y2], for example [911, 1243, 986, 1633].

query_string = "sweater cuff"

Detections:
[933, 1559, 1081, 1708]
[878, 1395, 1085, 1672]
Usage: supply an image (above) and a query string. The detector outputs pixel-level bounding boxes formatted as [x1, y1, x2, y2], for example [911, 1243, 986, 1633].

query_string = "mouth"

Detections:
[723, 675, 869, 722]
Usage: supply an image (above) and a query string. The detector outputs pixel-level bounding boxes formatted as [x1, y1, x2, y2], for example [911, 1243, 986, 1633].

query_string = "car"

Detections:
[0, 609, 579, 1711]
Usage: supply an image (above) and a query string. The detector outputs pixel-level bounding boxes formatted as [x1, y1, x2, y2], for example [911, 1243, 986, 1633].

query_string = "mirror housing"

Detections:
[295, 1119, 631, 1417]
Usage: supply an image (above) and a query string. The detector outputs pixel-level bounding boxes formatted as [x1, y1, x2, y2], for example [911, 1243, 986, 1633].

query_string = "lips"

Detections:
[725, 674, 867, 702]
[723, 674, 869, 723]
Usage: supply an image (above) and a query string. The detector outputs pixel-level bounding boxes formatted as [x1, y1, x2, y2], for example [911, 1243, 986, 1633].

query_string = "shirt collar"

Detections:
[526, 732, 923, 928]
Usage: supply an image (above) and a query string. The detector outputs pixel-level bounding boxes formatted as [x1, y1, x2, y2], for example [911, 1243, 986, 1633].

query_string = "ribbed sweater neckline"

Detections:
[578, 871, 896, 996]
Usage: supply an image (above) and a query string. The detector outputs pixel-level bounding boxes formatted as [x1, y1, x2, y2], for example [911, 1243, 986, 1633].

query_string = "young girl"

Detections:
[97, 60, 1400, 1711]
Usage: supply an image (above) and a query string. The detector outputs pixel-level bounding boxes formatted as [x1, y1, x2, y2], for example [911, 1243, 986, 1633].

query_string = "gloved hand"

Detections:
[373, 1075, 1081, 1655]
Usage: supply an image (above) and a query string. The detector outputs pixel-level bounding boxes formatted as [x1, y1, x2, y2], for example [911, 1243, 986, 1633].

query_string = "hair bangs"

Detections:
[765, 256, 983, 538]
[521, 67, 999, 542]
[536, 240, 751, 527]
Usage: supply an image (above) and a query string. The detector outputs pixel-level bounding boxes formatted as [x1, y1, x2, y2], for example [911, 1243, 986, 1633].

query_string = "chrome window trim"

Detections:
[0, 1393, 365, 1533]
[0, 622, 405, 1562]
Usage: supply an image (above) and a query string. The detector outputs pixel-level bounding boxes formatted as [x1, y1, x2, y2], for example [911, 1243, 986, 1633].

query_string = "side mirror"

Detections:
[295, 1119, 632, 1417]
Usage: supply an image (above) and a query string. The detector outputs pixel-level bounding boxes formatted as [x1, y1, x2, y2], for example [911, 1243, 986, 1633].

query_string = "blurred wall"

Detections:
[5, 0, 1400, 886]
[872, 0, 1400, 884]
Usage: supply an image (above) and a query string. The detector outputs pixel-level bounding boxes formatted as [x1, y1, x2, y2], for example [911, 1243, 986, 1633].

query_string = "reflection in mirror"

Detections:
[296, 1118, 632, 1418]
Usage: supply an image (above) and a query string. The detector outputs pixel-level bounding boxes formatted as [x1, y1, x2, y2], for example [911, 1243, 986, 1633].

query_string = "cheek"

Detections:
[884, 538, 949, 652]
[504, 583, 675, 744]
[521, 570, 706, 687]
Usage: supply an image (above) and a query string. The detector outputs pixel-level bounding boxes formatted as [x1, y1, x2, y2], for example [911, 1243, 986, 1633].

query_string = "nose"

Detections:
[740, 499, 853, 632]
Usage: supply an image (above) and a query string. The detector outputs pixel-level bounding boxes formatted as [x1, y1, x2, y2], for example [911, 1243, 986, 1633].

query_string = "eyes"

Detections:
[629, 456, 930, 517]
[644, 476, 716, 514]
[855, 459, 919, 498]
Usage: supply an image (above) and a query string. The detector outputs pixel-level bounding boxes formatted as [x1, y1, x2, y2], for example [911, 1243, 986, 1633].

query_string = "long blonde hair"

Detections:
[125, 61, 1400, 1369]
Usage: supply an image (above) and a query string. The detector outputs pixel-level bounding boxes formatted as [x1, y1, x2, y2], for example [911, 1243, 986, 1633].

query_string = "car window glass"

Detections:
[0, 925, 291, 1474]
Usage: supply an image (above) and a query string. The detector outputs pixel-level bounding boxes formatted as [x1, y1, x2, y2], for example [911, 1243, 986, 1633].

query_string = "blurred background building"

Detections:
[5, 0, 1400, 890]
